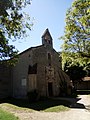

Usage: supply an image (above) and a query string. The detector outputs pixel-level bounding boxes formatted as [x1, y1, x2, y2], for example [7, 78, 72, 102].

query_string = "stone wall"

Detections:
[0, 45, 71, 99]
[0, 63, 11, 98]
[75, 81, 90, 90]
[12, 45, 62, 98]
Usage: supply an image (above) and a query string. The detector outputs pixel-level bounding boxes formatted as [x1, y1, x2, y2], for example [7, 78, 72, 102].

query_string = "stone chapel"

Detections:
[0, 29, 72, 98]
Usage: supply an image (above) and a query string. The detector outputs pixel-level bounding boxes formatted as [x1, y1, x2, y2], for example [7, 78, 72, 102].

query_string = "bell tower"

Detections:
[42, 28, 53, 47]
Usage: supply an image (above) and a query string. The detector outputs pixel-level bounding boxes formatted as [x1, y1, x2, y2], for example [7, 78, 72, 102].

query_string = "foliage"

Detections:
[0, 0, 33, 65]
[0, 109, 19, 120]
[64, 63, 86, 81]
[83, 63, 90, 76]
[60, 0, 90, 68]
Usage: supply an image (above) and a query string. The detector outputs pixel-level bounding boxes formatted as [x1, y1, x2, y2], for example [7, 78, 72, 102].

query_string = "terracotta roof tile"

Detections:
[82, 77, 90, 81]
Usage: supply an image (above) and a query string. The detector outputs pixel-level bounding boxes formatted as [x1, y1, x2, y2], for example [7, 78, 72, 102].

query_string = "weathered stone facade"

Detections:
[0, 63, 12, 98]
[0, 29, 72, 99]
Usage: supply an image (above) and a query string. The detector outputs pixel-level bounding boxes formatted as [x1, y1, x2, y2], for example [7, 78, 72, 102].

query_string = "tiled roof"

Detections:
[19, 45, 43, 55]
[82, 77, 90, 81]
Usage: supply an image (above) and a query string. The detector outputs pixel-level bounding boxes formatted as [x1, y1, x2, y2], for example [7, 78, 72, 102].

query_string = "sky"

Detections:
[10, 0, 74, 53]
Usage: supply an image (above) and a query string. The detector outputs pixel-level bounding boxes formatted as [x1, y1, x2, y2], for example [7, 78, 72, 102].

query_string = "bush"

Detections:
[27, 89, 39, 102]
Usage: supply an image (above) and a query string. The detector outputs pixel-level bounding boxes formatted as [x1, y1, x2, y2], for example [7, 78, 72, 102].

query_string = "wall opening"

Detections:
[28, 63, 37, 91]
[48, 53, 51, 66]
[48, 82, 53, 96]
[28, 63, 37, 74]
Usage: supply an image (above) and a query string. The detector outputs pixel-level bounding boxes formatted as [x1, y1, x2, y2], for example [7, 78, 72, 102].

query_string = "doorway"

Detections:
[48, 82, 53, 96]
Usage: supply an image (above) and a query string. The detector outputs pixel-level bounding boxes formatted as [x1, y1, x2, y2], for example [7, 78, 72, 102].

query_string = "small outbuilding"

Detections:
[74, 77, 90, 90]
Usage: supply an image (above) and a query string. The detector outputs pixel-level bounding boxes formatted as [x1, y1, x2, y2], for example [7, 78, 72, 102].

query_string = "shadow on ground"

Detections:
[85, 105, 90, 111]
[53, 97, 85, 109]
[0, 95, 86, 111]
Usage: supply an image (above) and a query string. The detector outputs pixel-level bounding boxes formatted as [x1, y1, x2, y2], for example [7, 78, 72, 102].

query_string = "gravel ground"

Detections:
[15, 109, 90, 120]
[14, 95, 90, 120]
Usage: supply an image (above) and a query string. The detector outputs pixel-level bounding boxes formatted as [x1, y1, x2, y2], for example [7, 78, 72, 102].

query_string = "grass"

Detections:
[0, 103, 34, 112]
[0, 97, 71, 112]
[0, 102, 69, 112]
[44, 105, 69, 112]
[28, 98, 71, 111]
[0, 109, 19, 120]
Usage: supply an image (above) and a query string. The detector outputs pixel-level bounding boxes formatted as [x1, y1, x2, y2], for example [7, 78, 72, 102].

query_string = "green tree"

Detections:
[61, 0, 90, 68]
[64, 62, 86, 81]
[0, 0, 33, 65]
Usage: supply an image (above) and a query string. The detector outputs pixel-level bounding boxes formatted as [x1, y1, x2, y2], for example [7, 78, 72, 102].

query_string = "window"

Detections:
[28, 63, 37, 74]
[21, 79, 26, 86]
[48, 40, 51, 44]
[48, 53, 51, 66]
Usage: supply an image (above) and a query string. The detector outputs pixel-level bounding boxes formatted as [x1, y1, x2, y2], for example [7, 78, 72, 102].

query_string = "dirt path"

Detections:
[13, 95, 90, 120]
[15, 109, 90, 120]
